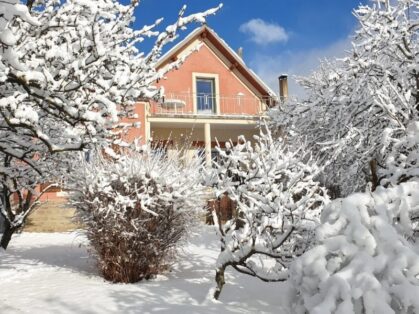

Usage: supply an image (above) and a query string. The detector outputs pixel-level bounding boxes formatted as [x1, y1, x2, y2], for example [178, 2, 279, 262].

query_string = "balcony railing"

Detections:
[150, 93, 277, 117]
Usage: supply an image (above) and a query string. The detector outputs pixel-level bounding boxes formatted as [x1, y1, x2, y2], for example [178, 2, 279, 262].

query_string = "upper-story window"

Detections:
[196, 78, 216, 114]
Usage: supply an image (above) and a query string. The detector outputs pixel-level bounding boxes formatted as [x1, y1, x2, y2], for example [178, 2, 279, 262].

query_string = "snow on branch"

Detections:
[382, 121, 419, 185]
[211, 129, 329, 299]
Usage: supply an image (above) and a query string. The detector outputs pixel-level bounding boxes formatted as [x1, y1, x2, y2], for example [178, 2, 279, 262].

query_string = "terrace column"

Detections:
[144, 102, 150, 142]
[204, 122, 212, 167]
[145, 119, 151, 142]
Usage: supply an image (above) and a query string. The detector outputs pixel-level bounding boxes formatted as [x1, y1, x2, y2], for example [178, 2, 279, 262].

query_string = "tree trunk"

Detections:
[214, 266, 226, 300]
[26, 0, 35, 11]
[370, 159, 378, 192]
[415, 72, 419, 112]
[0, 219, 17, 250]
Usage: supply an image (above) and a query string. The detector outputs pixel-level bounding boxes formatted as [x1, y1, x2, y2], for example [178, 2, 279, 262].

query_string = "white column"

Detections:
[204, 122, 212, 167]
[145, 120, 151, 143]
[142, 102, 151, 144]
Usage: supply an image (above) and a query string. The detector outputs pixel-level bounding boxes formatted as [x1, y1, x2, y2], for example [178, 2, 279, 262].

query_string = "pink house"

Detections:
[124, 25, 280, 165]
[41, 25, 284, 201]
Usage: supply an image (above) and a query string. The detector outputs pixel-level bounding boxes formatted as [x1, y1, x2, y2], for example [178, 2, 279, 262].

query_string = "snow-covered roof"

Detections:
[156, 25, 278, 98]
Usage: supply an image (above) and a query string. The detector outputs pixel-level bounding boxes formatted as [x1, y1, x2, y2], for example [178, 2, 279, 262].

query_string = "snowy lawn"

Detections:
[0, 226, 293, 314]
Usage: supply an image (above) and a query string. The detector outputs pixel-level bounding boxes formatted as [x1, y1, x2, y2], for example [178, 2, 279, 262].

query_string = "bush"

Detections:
[68, 148, 206, 283]
[291, 181, 419, 314]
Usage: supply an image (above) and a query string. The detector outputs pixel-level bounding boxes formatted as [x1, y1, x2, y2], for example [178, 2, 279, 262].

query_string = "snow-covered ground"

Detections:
[0, 226, 293, 314]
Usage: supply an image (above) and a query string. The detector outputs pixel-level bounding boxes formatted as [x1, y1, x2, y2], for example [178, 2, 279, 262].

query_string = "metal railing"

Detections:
[150, 93, 277, 117]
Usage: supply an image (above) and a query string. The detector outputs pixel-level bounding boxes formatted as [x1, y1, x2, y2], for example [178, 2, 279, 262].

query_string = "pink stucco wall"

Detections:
[122, 102, 147, 144]
[40, 102, 148, 200]
[153, 43, 261, 115]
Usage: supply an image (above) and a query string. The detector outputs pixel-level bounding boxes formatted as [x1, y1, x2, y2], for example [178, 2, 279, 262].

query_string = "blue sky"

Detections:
[131, 0, 368, 96]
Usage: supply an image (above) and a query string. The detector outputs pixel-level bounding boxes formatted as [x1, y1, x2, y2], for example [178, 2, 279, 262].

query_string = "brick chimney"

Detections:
[278, 75, 288, 100]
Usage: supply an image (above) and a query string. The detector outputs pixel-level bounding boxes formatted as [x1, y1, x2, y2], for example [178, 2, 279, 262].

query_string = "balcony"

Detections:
[150, 93, 277, 118]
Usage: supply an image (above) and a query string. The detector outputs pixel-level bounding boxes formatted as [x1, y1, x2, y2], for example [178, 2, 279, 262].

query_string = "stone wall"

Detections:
[24, 199, 79, 232]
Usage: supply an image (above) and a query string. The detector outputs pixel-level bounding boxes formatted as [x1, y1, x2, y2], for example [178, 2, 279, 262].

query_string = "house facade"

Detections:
[40, 26, 283, 202]
[7, 25, 282, 233]
[124, 25, 279, 165]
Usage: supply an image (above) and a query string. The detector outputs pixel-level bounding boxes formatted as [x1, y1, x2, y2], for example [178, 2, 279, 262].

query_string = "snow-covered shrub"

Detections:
[211, 130, 329, 299]
[68, 148, 206, 283]
[291, 181, 419, 314]
[269, 0, 419, 197]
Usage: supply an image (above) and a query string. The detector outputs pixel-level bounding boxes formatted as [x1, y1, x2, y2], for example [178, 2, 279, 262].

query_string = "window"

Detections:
[196, 78, 216, 114]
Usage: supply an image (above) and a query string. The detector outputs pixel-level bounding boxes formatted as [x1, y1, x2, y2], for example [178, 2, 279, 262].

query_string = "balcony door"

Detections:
[196, 78, 216, 114]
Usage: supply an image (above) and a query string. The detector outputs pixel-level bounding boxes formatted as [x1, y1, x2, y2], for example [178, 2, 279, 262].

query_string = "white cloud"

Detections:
[249, 36, 352, 97]
[240, 19, 289, 45]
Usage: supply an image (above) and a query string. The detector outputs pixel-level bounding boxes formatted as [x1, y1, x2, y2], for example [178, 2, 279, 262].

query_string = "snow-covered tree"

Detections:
[270, 0, 419, 197]
[67, 146, 207, 283]
[291, 181, 419, 314]
[382, 120, 419, 186]
[0, 0, 221, 249]
[211, 130, 328, 299]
